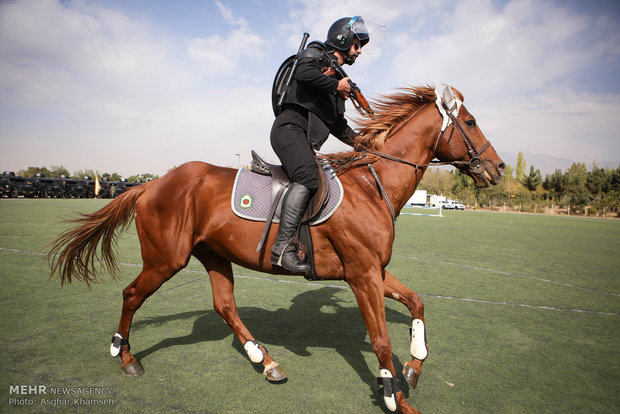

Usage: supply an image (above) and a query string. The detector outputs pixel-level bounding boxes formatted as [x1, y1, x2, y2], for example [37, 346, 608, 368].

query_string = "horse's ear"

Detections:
[435, 83, 461, 130]
[442, 85, 456, 109]
[441, 84, 460, 113]
[442, 84, 454, 103]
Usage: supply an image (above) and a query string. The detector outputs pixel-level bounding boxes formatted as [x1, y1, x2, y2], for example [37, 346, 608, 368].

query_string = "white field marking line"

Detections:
[418, 294, 619, 317]
[3, 247, 618, 316]
[393, 253, 620, 298]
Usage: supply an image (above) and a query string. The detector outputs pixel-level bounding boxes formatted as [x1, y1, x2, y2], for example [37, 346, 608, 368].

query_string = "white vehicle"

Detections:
[406, 190, 427, 206]
[447, 200, 465, 210]
[438, 200, 454, 209]
[429, 195, 447, 207]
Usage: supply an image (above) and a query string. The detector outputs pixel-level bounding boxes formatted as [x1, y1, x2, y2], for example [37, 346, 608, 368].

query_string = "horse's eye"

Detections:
[466, 119, 476, 127]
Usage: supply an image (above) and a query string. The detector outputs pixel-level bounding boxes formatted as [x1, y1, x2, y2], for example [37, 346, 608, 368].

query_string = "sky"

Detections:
[1, 0, 619, 177]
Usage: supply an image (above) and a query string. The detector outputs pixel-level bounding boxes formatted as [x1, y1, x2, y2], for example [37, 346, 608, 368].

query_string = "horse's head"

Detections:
[433, 85, 504, 188]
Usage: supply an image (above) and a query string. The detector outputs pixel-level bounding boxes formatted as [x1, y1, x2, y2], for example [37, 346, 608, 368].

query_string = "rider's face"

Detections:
[348, 37, 362, 62]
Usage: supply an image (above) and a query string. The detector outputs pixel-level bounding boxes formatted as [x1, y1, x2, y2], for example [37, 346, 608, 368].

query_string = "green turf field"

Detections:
[1, 199, 618, 413]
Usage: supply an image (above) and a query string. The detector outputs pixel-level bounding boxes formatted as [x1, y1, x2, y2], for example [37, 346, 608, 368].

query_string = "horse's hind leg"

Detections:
[383, 270, 427, 390]
[194, 250, 287, 382]
[112, 211, 193, 376]
[114, 264, 185, 376]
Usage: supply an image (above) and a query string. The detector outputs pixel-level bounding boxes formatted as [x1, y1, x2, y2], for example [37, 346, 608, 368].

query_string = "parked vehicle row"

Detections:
[1, 171, 143, 199]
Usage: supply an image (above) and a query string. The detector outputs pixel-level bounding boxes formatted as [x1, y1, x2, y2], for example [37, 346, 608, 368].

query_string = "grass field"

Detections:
[1, 199, 618, 413]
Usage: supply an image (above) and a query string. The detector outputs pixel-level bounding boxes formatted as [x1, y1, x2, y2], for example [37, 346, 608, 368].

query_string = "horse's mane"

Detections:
[324, 85, 462, 168]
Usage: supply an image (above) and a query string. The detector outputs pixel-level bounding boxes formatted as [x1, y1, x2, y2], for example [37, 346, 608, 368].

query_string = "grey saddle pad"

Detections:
[231, 165, 344, 225]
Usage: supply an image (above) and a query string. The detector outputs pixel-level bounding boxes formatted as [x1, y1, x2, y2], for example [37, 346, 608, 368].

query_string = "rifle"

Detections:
[274, 32, 310, 114]
[328, 60, 374, 118]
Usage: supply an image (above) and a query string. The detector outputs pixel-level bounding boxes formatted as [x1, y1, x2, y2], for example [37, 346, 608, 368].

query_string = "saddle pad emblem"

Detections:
[239, 194, 253, 209]
[231, 165, 344, 225]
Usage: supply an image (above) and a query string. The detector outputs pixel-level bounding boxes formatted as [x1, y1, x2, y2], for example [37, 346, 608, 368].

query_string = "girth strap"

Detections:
[368, 164, 396, 225]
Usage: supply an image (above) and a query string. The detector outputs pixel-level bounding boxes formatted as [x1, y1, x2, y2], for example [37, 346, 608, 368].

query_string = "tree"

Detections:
[418, 169, 455, 196]
[72, 169, 97, 180]
[50, 165, 71, 178]
[523, 166, 542, 192]
[544, 169, 568, 202]
[586, 166, 609, 196]
[608, 167, 620, 192]
[102, 172, 122, 182]
[451, 170, 476, 205]
[126, 173, 159, 183]
[18, 166, 52, 177]
[566, 162, 588, 186]
[564, 163, 589, 210]
[515, 151, 526, 183]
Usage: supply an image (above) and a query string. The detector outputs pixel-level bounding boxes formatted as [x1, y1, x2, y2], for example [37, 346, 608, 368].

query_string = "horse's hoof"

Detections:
[121, 360, 145, 377]
[402, 364, 420, 389]
[264, 362, 287, 383]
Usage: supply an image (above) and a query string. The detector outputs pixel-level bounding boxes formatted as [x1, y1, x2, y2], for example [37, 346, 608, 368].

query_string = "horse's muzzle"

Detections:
[470, 160, 504, 188]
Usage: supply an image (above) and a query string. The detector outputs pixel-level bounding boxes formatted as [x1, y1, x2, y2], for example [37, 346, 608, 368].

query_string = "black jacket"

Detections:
[283, 41, 355, 150]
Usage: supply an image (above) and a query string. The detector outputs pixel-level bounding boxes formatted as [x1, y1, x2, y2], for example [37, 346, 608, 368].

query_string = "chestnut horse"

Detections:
[48, 85, 503, 414]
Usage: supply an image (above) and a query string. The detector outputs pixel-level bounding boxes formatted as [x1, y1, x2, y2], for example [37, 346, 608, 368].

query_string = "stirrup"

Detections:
[271, 245, 309, 273]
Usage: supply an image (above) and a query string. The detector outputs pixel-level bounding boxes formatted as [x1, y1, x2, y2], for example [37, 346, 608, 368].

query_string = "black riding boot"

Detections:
[270, 182, 312, 273]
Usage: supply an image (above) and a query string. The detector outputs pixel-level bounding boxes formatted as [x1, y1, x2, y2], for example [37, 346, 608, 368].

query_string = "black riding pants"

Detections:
[270, 107, 320, 192]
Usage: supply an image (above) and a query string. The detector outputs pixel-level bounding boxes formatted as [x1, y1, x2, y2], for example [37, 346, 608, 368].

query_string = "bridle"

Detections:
[363, 100, 492, 175]
[343, 95, 494, 224]
[432, 101, 491, 174]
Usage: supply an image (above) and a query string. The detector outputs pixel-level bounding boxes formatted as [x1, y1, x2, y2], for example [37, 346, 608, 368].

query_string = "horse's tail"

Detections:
[47, 183, 150, 286]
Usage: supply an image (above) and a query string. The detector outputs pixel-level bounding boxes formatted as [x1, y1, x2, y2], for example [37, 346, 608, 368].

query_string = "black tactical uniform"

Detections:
[270, 16, 369, 273]
[271, 41, 356, 191]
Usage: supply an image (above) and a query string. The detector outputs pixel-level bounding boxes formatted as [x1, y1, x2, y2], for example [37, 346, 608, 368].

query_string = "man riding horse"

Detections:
[270, 16, 369, 273]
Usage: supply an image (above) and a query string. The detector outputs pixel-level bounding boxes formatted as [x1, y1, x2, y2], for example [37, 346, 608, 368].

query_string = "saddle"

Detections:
[249, 150, 332, 281]
[250, 150, 330, 222]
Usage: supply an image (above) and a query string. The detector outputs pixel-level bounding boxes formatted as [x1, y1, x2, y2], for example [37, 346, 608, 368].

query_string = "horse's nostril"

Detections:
[497, 162, 505, 175]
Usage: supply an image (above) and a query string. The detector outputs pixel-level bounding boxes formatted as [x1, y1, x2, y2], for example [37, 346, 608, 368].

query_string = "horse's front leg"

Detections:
[383, 270, 428, 391]
[347, 269, 419, 414]
[194, 250, 286, 383]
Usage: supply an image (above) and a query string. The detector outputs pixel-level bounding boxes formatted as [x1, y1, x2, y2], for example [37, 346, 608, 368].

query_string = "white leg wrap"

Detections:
[243, 340, 265, 364]
[410, 319, 428, 360]
[379, 369, 398, 412]
[110, 333, 123, 357]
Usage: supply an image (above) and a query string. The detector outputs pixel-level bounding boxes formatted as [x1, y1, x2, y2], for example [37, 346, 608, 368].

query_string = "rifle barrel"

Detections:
[277, 33, 310, 109]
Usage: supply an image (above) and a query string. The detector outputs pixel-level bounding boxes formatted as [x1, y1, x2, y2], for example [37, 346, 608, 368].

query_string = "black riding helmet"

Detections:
[325, 16, 370, 52]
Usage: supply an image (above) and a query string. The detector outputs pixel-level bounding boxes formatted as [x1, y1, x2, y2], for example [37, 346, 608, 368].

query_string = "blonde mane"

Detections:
[324, 85, 465, 169]
[352, 85, 439, 151]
